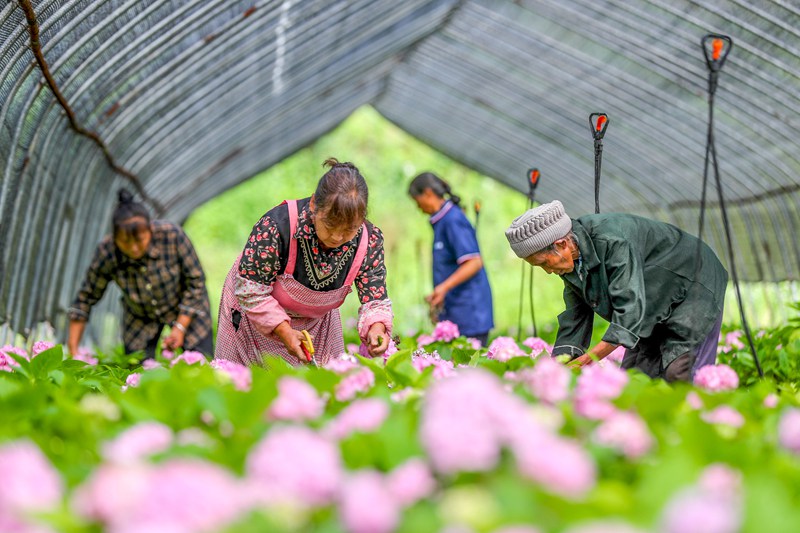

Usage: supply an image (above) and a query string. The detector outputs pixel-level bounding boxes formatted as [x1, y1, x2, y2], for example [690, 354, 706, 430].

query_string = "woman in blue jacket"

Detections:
[408, 173, 494, 346]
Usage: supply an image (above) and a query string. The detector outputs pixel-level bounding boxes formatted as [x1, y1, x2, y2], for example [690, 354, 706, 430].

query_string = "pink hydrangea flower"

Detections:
[686, 391, 704, 410]
[247, 426, 342, 506]
[763, 394, 778, 408]
[31, 341, 55, 357]
[339, 470, 400, 533]
[573, 363, 629, 420]
[701, 405, 745, 428]
[420, 369, 544, 475]
[0, 344, 27, 361]
[486, 336, 526, 362]
[660, 464, 743, 533]
[161, 349, 175, 360]
[141, 359, 162, 370]
[358, 337, 399, 362]
[417, 334, 436, 348]
[323, 398, 389, 440]
[511, 428, 597, 499]
[326, 354, 361, 374]
[593, 411, 654, 459]
[718, 331, 745, 353]
[72, 347, 98, 366]
[0, 440, 63, 515]
[346, 343, 360, 355]
[335, 367, 375, 402]
[466, 337, 482, 349]
[210, 359, 252, 391]
[268, 377, 325, 422]
[386, 458, 436, 507]
[525, 356, 571, 404]
[170, 350, 207, 366]
[102, 422, 173, 464]
[73, 459, 250, 532]
[433, 320, 460, 342]
[693, 364, 739, 392]
[522, 336, 552, 357]
[0, 351, 21, 372]
[778, 408, 800, 454]
[412, 350, 456, 380]
[121, 373, 141, 391]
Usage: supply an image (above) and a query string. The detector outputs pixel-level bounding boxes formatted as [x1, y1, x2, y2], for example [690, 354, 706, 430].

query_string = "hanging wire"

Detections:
[698, 34, 763, 377]
[516, 169, 541, 341]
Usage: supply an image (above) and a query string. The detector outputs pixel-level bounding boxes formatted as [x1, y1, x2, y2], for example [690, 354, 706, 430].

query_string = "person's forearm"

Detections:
[67, 320, 87, 353]
[586, 340, 618, 361]
[439, 257, 483, 292]
[174, 313, 192, 331]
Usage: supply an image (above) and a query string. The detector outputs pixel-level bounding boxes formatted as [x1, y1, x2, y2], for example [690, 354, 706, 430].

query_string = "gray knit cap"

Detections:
[505, 200, 572, 258]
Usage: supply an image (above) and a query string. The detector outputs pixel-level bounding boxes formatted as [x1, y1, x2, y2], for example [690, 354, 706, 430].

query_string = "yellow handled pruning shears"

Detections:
[300, 330, 315, 364]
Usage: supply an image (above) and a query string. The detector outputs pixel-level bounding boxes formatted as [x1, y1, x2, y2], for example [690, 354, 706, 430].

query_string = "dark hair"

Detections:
[113, 189, 150, 237]
[314, 158, 368, 227]
[407, 172, 461, 206]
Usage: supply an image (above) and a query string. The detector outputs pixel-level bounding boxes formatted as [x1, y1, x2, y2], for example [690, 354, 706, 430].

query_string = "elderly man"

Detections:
[505, 200, 728, 381]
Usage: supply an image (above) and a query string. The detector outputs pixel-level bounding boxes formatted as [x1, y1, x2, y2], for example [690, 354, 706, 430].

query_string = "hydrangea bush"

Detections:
[0, 318, 799, 533]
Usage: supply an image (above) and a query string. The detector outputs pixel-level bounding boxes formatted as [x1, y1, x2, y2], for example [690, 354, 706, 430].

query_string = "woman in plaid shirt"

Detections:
[215, 158, 393, 367]
[67, 190, 212, 359]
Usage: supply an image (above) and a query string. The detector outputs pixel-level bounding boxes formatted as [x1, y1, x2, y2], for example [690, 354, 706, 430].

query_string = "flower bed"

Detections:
[1, 319, 799, 533]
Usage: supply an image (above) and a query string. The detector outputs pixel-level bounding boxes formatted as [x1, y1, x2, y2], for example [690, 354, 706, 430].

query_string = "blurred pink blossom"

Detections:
[522, 336, 552, 356]
[718, 331, 745, 354]
[346, 343, 360, 354]
[102, 422, 173, 464]
[268, 377, 325, 422]
[778, 408, 800, 454]
[339, 470, 400, 533]
[0, 440, 63, 517]
[386, 458, 436, 507]
[323, 398, 389, 440]
[686, 391, 704, 410]
[335, 367, 375, 402]
[593, 411, 654, 459]
[701, 406, 745, 428]
[525, 356, 571, 404]
[466, 337, 482, 349]
[141, 359, 162, 370]
[574, 363, 629, 420]
[326, 354, 360, 374]
[763, 393, 778, 408]
[210, 359, 252, 391]
[433, 320, 460, 342]
[31, 341, 55, 357]
[412, 350, 456, 380]
[72, 347, 98, 366]
[486, 336, 526, 362]
[170, 350, 207, 366]
[660, 464, 743, 533]
[0, 350, 21, 372]
[417, 334, 436, 348]
[121, 373, 141, 391]
[73, 459, 250, 533]
[161, 349, 175, 360]
[247, 426, 342, 507]
[693, 365, 739, 392]
[511, 428, 597, 499]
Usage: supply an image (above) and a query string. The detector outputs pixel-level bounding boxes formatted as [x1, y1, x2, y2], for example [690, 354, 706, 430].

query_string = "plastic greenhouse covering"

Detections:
[1, 0, 799, 340]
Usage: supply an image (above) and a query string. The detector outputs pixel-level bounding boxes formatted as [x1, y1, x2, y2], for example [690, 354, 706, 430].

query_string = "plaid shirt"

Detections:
[68, 221, 212, 351]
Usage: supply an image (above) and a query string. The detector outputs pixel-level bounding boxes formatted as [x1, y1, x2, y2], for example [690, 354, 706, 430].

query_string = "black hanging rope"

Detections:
[697, 34, 763, 377]
[589, 113, 609, 214]
[517, 169, 541, 341]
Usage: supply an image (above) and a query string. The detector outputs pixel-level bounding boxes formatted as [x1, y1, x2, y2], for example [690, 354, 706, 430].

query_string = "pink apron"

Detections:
[215, 200, 368, 368]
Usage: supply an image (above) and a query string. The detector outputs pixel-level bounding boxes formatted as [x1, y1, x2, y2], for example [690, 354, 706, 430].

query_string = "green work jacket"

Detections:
[551, 214, 728, 372]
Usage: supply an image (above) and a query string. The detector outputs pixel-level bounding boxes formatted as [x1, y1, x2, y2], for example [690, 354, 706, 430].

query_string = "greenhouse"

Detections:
[1, 1, 799, 532]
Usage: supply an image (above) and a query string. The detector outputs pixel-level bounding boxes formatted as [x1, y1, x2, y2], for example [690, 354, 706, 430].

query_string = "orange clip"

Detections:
[529, 168, 540, 186]
[712, 38, 723, 61]
[595, 115, 607, 132]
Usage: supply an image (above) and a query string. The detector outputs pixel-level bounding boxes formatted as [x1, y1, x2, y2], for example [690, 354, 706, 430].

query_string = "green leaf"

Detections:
[30, 346, 64, 380]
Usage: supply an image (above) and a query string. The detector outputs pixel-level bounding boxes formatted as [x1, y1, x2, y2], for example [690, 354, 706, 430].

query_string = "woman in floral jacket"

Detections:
[215, 158, 393, 368]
